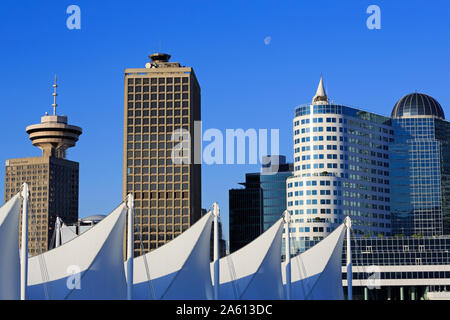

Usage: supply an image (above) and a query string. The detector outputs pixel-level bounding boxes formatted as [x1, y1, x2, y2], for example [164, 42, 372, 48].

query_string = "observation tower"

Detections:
[25, 76, 82, 159]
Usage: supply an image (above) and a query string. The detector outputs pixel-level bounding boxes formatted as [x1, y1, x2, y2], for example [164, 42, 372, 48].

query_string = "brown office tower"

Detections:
[4, 78, 82, 255]
[123, 53, 202, 256]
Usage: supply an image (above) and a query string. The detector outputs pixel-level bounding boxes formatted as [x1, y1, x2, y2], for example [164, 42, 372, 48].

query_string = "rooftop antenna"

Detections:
[52, 75, 58, 116]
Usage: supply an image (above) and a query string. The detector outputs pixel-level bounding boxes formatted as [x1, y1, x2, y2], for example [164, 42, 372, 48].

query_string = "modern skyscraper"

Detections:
[390, 93, 450, 236]
[4, 77, 82, 255]
[286, 77, 393, 252]
[261, 155, 293, 232]
[229, 155, 293, 253]
[123, 53, 202, 256]
[229, 173, 262, 253]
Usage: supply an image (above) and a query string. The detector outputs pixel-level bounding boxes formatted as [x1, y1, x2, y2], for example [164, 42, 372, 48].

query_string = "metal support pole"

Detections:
[364, 287, 369, 300]
[345, 216, 352, 300]
[212, 203, 220, 300]
[55, 217, 62, 248]
[400, 286, 404, 300]
[284, 210, 292, 300]
[126, 193, 134, 300]
[20, 183, 29, 300]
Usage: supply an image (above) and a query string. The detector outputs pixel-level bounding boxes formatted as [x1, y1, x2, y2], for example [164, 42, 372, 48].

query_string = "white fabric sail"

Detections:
[27, 203, 127, 300]
[0, 194, 22, 300]
[59, 224, 78, 244]
[282, 222, 346, 300]
[211, 217, 284, 300]
[129, 211, 213, 300]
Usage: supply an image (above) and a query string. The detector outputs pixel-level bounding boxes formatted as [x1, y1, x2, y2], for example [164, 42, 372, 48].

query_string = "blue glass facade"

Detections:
[436, 119, 450, 234]
[343, 237, 450, 266]
[286, 89, 450, 299]
[229, 155, 293, 253]
[261, 171, 292, 232]
[229, 173, 262, 253]
[341, 236, 450, 300]
[292, 94, 449, 241]
[391, 118, 450, 236]
[295, 104, 392, 126]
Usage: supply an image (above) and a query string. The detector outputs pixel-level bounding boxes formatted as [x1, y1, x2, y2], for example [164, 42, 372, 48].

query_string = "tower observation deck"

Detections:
[25, 76, 82, 159]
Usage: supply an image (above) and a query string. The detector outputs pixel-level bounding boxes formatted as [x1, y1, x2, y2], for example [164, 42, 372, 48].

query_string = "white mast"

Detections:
[126, 193, 134, 300]
[212, 202, 220, 300]
[52, 75, 58, 116]
[55, 216, 62, 248]
[345, 216, 352, 300]
[20, 183, 29, 300]
[283, 210, 291, 300]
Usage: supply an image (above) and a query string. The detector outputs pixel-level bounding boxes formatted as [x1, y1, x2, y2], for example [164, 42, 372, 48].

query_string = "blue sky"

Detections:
[0, 0, 449, 242]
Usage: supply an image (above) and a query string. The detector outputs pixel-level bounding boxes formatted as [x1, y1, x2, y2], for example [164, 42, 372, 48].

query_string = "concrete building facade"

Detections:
[4, 78, 81, 254]
[123, 53, 202, 256]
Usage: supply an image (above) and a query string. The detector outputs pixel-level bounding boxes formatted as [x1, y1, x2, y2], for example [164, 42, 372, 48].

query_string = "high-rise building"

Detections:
[261, 155, 293, 232]
[390, 93, 450, 236]
[123, 53, 202, 256]
[4, 78, 82, 255]
[340, 93, 450, 301]
[229, 173, 262, 253]
[229, 155, 293, 253]
[286, 77, 393, 253]
[280, 78, 450, 299]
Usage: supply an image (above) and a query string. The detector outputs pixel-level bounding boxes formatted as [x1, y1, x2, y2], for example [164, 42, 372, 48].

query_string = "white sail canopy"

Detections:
[27, 203, 127, 300]
[282, 222, 346, 300]
[211, 217, 284, 300]
[0, 188, 349, 301]
[0, 194, 21, 300]
[59, 224, 78, 244]
[130, 211, 213, 300]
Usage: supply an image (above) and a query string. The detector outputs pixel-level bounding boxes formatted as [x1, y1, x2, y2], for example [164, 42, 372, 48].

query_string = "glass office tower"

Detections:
[229, 155, 293, 253]
[287, 77, 393, 253]
[390, 93, 450, 236]
[229, 173, 262, 253]
[261, 155, 293, 232]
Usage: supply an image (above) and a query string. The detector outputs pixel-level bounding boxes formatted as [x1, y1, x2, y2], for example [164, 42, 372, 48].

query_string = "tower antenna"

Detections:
[52, 75, 58, 116]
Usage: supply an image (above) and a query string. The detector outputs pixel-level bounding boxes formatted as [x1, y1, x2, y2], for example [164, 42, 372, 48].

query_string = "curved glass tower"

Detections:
[287, 77, 393, 252]
[390, 93, 450, 236]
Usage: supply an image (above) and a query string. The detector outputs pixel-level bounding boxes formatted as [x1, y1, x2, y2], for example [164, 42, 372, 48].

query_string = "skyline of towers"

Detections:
[123, 53, 202, 256]
[226, 76, 450, 255]
[1, 57, 448, 259]
[4, 78, 82, 254]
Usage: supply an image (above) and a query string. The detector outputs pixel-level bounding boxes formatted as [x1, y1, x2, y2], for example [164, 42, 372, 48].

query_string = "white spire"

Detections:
[312, 75, 329, 105]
